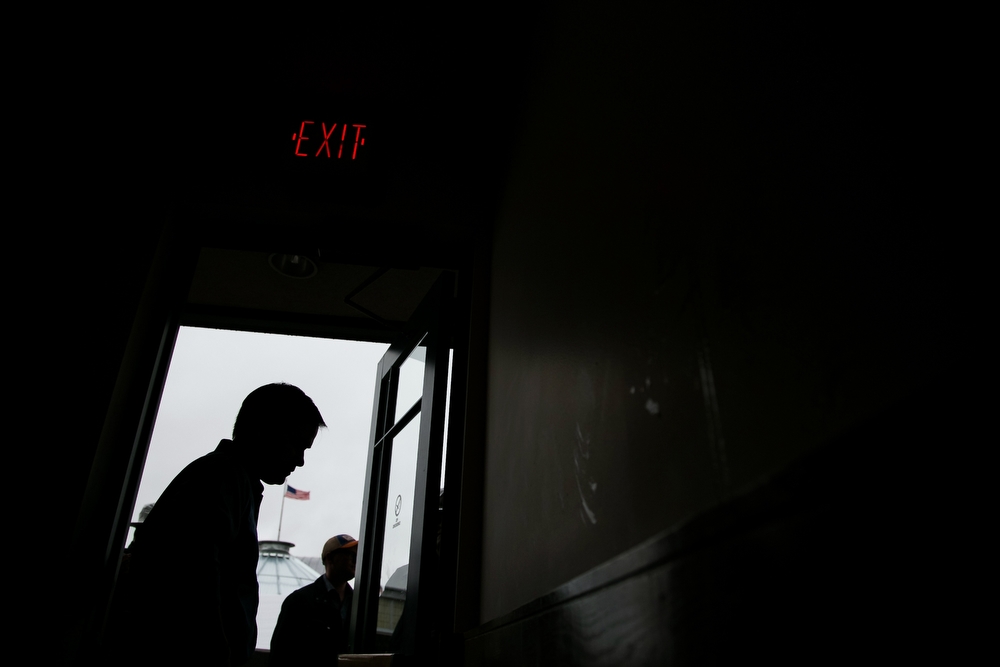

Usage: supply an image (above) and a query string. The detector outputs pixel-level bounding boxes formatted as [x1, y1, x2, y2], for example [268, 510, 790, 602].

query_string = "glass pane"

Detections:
[439, 349, 453, 496]
[377, 411, 421, 638]
[394, 345, 426, 424]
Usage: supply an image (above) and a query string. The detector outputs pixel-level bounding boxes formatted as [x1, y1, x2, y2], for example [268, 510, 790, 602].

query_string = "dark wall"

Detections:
[467, 380, 971, 665]
[479, 0, 962, 622]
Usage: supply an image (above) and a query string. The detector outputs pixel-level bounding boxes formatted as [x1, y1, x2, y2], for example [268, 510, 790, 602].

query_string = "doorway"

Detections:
[128, 325, 389, 649]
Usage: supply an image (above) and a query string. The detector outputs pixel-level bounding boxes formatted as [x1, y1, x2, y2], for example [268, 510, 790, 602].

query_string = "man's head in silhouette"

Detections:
[232, 382, 327, 484]
[322, 534, 358, 585]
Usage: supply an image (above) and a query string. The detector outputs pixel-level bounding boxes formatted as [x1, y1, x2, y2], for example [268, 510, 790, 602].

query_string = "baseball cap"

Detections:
[322, 534, 358, 560]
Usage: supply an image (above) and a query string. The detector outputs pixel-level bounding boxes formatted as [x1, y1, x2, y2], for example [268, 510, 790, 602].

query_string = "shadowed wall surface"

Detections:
[478, 0, 961, 624]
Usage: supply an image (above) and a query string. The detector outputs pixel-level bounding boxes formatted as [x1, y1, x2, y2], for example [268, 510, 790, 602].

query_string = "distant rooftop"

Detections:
[257, 540, 321, 596]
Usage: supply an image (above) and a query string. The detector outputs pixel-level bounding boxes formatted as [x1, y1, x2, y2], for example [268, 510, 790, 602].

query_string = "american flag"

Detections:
[284, 485, 310, 500]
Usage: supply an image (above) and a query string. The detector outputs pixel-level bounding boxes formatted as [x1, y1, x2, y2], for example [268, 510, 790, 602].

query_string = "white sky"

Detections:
[131, 326, 399, 563]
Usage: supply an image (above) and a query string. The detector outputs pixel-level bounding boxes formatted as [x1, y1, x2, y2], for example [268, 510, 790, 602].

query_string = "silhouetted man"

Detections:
[108, 383, 326, 667]
[268, 534, 358, 666]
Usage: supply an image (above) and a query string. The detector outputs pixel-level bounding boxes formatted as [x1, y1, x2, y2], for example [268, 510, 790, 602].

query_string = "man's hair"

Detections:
[232, 383, 326, 443]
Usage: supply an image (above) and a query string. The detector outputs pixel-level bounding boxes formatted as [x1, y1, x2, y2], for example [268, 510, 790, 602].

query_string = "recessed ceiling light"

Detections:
[268, 253, 318, 279]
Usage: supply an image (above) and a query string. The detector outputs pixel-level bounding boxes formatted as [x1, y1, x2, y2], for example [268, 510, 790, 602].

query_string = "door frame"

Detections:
[351, 272, 454, 657]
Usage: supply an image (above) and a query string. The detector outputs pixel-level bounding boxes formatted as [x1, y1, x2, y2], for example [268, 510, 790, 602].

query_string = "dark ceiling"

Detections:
[139, 8, 550, 339]
[185, 247, 445, 338]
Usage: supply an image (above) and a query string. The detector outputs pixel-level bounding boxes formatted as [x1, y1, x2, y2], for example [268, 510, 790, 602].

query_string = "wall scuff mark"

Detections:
[698, 337, 730, 492]
[574, 421, 598, 524]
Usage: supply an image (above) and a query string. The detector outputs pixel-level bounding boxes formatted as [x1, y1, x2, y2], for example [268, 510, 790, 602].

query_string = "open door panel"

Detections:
[350, 272, 454, 658]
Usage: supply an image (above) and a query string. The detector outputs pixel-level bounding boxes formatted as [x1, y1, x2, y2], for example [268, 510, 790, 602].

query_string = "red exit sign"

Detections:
[291, 121, 367, 159]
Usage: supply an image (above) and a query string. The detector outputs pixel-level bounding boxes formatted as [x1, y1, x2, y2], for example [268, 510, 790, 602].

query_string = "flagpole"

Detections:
[277, 479, 287, 542]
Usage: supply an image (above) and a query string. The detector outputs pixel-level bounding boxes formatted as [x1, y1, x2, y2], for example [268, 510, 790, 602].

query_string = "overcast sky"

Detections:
[131, 326, 403, 564]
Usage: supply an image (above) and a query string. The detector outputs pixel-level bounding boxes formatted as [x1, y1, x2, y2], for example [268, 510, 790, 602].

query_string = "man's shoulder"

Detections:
[133, 441, 258, 543]
[284, 576, 327, 602]
[180, 440, 240, 471]
[278, 576, 328, 616]
[165, 441, 255, 493]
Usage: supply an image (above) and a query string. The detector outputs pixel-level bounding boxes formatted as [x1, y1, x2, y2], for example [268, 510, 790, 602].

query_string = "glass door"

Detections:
[349, 272, 453, 657]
